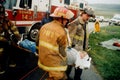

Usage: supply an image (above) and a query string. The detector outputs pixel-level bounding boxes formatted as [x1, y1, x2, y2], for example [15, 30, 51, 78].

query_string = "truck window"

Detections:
[64, 0, 70, 5]
[4, 0, 17, 9]
[19, 0, 32, 9]
[79, 3, 83, 9]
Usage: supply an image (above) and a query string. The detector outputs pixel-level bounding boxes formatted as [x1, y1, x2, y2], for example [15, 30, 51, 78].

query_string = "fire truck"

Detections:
[4, 0, 88, 41]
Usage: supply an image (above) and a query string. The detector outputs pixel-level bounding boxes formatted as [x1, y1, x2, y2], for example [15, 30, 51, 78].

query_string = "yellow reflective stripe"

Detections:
[39, 40, 58, 52]
[11, 26, 16, 30]
[14, 31, 19, 35]
[87, 33, 89, 38]
[70, 34, 83, 41]
[38, 61, 67, 71]
[74, 35, 83, 40]
[0, 48, 3, 52]
[70, 34, 89, 41]
[0, 37, 4, 40]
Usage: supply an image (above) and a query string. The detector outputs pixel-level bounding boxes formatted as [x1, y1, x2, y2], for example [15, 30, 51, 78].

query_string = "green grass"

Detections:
[89, 25, 120, 80]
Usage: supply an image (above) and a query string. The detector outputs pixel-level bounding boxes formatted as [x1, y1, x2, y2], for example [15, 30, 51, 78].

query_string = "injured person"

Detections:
[66, 48, 91, 69]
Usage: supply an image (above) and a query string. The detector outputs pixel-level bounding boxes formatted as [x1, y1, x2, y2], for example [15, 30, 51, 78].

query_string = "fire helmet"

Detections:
[84, 7, 95, 17]
[50, 7, 74, 19]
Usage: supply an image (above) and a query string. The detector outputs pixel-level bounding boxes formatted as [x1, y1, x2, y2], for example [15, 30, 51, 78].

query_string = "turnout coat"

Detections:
[38, 20, 68, 71]
[68, 16, 89, 51]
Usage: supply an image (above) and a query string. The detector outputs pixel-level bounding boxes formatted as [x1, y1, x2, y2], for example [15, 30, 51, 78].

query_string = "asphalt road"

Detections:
[69, 64, 103, 80]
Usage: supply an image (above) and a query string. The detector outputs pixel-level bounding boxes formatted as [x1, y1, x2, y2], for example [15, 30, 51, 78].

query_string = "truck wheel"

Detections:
[27, 22, 42, 42]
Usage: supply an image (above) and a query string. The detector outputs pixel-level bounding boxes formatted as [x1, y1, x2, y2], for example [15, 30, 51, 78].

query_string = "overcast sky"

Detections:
[86, 0, 120, 4]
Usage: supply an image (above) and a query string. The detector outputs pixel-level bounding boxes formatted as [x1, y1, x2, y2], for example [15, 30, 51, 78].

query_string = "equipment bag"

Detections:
[19, 39, 36, 53]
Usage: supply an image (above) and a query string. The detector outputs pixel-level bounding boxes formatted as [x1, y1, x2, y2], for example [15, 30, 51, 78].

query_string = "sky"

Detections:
[86, 0, 120, 4]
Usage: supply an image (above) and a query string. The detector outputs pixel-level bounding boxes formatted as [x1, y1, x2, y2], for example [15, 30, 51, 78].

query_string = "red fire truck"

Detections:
[4, 0, 88, 26]
[4, 0, 88, 41]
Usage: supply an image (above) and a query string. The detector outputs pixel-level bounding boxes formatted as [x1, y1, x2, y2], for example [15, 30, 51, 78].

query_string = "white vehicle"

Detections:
[89, 17, 96, 22]
[95, 16, 104, 22]
[109, 14, 120, 25]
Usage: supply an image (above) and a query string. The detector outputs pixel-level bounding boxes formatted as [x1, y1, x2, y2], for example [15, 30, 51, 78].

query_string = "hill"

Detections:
[89, 4, 120, 18]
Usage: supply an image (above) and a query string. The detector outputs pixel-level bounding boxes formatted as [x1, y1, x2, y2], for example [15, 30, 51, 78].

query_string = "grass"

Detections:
[89, 25, 120, 80]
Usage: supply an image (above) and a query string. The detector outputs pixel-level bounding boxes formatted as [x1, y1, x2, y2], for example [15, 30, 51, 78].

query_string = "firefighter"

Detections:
[0, 5, 21, 74]
[41, 11, 53, 25]
[94, 19, 100, 33]
[66, 7, 95, 80]
[38, 7, 74, 80]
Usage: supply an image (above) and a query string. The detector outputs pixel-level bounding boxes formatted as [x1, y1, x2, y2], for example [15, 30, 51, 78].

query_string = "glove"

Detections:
[8, 40, 12, 45]
[17, 40, 21, 45]
[10, 34, 19, 44]
[71, 44, 75, 48]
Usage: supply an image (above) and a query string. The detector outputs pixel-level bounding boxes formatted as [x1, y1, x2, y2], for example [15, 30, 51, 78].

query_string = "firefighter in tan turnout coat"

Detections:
[66, 7, 95, 80]
[38, 7, 74, 80]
